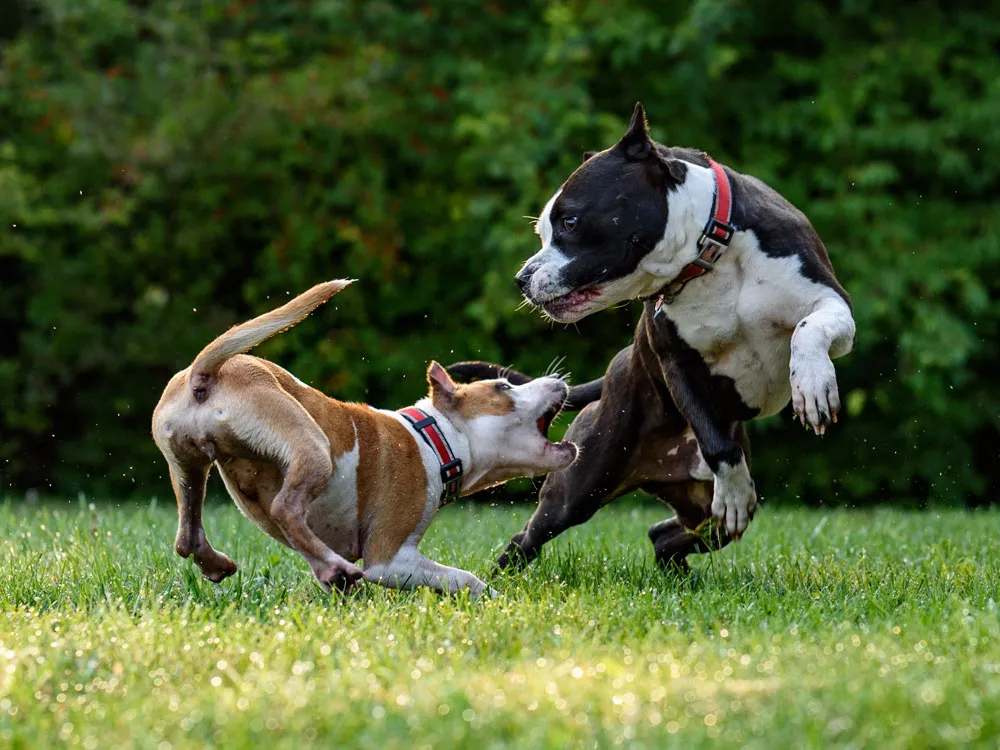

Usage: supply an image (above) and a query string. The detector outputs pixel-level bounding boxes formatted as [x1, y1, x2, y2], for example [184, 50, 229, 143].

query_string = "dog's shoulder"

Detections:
[726, 168, 850, 306]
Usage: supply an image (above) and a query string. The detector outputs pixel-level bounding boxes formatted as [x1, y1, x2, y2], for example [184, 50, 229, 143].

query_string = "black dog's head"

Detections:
[516, 103, 699, 323]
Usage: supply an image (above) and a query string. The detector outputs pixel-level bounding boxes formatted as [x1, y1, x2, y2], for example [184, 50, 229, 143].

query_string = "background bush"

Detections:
[1, 0, 997, 506]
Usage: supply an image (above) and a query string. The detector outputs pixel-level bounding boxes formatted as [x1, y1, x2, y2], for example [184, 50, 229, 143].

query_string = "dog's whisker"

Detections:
[544, 356, 567, 379]
[516, 296, 539, 314]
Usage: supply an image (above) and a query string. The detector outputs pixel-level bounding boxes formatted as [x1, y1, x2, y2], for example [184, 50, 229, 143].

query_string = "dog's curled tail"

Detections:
[189, 279, 354, 402]
[447, 360, 603, 411]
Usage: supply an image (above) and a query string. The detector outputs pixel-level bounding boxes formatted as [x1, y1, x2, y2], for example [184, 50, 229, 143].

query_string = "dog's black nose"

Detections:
[515, 267, 533, 294]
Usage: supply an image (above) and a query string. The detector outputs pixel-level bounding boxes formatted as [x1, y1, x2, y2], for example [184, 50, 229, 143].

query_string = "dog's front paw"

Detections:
[790, 352, 840, 435]
[710, 460, 757, 538]
[314, 560, 364, 594]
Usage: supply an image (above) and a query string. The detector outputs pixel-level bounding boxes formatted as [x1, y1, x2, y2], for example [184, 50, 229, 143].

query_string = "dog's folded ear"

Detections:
[617, 101, 652, 162]
[581, 150, 597, 163]
[654, 154, 688, 184]
[427, 361, 457, 406]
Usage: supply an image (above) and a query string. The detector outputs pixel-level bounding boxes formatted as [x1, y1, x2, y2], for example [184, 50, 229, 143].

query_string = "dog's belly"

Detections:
[216, 459, 289, 544]
[616, 427, 712, 493]
[216, 450, 362, 562]
[306, 441, 362, 560]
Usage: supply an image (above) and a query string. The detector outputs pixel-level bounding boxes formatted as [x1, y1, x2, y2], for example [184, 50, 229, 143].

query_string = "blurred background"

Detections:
[0, 0, 997, 507]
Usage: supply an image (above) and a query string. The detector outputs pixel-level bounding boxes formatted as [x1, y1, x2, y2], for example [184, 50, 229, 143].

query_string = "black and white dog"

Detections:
[450, 103, 855, 571]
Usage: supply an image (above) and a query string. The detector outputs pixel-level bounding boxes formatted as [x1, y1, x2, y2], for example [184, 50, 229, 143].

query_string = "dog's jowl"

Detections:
[152, 280, 577, 598]
[451, 102, 855, 571]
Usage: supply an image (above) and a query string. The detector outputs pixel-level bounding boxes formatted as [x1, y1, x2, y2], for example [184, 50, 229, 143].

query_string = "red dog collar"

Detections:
[654, 158, 734, 314]
[398, 407, 464, 504]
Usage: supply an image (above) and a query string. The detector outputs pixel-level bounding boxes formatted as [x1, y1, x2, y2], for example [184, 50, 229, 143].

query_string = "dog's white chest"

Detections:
[661, 236, 825, 417]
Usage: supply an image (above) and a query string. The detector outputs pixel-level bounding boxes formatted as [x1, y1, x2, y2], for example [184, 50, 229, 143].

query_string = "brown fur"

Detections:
[454, 382, 516, 420]
[153, 280, 573, 596]
[427, 364, 516, 419]
[353, 414, 429, 565]
[155, 349, 430, 581]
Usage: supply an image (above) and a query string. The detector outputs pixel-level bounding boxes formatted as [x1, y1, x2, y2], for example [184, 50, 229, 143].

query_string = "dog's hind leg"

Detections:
[646, 424, 748, 570]
[168, 460, 238, 582]
[646, 481, 731, 572]
[230, 386, 363, 593]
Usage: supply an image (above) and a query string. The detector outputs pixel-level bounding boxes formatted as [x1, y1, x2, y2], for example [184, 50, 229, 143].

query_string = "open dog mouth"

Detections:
[536, 398, 571, 449]
[537, 285, 601, 317]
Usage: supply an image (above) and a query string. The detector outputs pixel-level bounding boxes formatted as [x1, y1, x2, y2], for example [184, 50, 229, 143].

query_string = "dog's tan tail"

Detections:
[189, 279, 354, 402]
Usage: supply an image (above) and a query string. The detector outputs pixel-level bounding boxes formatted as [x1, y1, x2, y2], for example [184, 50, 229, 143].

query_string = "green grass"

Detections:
[1, 498, 997, 749]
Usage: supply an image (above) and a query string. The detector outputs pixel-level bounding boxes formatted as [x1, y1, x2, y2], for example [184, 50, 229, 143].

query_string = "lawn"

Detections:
[0, 498, 997, 748]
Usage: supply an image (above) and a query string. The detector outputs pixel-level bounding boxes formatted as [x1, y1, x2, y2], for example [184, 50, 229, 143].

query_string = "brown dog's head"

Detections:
[425, 361, 577, 494]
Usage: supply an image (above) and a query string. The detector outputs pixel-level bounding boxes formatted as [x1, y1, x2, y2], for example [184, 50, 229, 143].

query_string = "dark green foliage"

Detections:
[1, 0, 997, 504]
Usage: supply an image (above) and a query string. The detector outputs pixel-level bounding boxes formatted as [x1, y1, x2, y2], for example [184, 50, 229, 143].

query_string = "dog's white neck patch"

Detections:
[638, 161, 718, 287]
[534, 188, 562, 246]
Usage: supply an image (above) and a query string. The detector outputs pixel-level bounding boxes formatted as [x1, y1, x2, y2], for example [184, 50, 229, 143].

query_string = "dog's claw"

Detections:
[790, 354, 840, 437]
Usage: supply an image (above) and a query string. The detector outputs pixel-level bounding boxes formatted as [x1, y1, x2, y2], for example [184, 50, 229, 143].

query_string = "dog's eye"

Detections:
[562, 216, 578, 232]
[495, 382, 512, 392]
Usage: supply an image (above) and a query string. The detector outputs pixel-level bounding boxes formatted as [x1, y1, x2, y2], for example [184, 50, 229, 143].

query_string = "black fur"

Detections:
[646, 308, 758, 472]
[458, 311, 749, 572]
[518, 101, 849, 311]
[728, 172, 850, 305]
[456, 102, 849, 570]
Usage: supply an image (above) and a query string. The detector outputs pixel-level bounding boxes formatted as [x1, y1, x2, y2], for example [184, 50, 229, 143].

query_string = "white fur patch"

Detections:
[687, 430, 714, 482]
[789, 296, 854, 432]
[651, 227, 851, 418]
[710, 456, 756, 536]
[305, 423, 362, 558]
[534, 188, 561, 246]
[522, 244, 570, 302]
[362, 543, 492, 599]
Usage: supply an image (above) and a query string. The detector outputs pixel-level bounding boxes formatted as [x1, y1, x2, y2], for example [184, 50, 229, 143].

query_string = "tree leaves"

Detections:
[1, 0, 997, 504]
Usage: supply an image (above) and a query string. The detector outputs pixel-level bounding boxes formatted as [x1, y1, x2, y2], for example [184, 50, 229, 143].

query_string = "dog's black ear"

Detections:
[655, 155, 688, 184]
[581, 150, 597, 163]
[617, 102, 652, 162]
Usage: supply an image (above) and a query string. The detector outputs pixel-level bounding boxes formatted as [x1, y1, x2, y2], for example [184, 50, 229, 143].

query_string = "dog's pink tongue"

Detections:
[537, 416, 548, 436]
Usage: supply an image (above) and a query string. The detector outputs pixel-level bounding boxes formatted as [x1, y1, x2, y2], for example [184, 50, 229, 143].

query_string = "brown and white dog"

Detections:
[151, 280, 576, 598]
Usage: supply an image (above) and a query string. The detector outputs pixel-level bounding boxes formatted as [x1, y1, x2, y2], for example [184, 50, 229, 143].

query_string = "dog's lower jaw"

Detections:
[544, 439, 578, 463]
[462, 442, 577, 496]
[535, 286, 604, 323]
